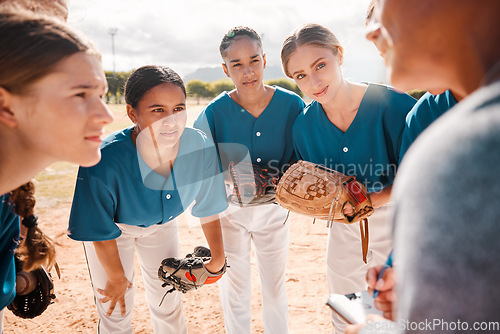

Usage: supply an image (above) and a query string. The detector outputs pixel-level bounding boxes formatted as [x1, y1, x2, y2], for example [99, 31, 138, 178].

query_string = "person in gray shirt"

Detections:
[347, 1, 500, 333]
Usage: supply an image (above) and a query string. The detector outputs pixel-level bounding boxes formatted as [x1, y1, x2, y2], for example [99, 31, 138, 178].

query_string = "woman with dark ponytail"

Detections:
[69, 65, 228, 333]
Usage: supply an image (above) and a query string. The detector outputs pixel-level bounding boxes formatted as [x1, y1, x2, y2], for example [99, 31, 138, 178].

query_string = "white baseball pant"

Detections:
[218, 204, 290, 334]
[83, 222, 187, 334]
[327, 205, 393, 334]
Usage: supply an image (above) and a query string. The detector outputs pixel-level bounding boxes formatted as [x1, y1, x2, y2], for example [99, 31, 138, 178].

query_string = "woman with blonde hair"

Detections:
[281, 23, 416, 333]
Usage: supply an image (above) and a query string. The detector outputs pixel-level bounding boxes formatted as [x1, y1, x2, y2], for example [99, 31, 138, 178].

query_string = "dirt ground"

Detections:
[3, 205, 333, 333]
[3, 102, 334, 333]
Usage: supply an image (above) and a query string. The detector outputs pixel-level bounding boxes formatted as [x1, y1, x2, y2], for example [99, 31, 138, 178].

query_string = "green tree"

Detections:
[265, 78, 303, 97]
[105, 71, 119, 104]
[186, 79, 213, 104]
[211, 78, 235, 96]
[105, 71, 131, 104]
[406, 89, 427, 100]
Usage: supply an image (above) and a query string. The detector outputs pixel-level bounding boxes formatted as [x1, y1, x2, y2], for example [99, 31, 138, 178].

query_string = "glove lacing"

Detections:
[159, 258, 199, 306]
[326, 178, 370, 264]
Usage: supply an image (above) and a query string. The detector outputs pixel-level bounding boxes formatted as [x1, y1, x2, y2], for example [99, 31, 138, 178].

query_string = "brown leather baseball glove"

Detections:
[8, 263, 56, 319]
[158, 246, 227, 295]
[276, 160, 374, 262]
[227, 161, 280, 207]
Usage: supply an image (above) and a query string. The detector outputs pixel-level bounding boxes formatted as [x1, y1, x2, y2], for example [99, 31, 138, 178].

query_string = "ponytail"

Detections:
[9, 181, 56, 272]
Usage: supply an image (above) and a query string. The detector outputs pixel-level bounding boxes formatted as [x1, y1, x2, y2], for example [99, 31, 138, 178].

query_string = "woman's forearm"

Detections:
[200, 215, 225, 271]
[369, 184, 393, 208]
[93, 239, 127, 282]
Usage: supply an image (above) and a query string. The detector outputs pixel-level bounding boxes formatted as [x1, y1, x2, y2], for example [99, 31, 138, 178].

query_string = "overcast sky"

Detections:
[68, 0, 386, 83]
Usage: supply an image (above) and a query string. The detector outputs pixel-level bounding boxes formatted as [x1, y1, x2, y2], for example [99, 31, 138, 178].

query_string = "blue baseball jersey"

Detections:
[293, 84, 416, 192]
[400, 90, 457, 161]
[193, 86, 306, 173]
[68, 127, 228, 242]
[0, 194, 20, 308]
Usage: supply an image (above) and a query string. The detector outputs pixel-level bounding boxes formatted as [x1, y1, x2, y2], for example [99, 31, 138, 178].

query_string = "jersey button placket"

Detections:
[161, 191, 171, 224]
[339, 141, 349, 165]
[254, 131, 262, 162]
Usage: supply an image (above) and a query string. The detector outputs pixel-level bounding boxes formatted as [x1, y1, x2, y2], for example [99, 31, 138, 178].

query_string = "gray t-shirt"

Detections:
[391, 80, 500, 332]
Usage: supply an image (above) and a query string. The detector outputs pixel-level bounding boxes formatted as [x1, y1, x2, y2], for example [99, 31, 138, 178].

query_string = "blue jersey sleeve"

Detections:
[292, 102, 308, 162]
[399, 90, 457, 162]
[190, 142, 229, 218]
[193, 104, 216, 143]
[0, 195, 20, 308]
[289, 94, 306, 164]
[68, 167, 121, 241]
[382, 90, 417, 165]
[292, 125, 304, 162]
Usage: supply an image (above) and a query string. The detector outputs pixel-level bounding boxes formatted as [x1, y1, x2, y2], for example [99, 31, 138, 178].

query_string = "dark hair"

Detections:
[365, 0, 378, 25]
[281, 24, 343, 78]
[9, 181, 56, 272]
[0, 9, 99, 94]
[219, 26, 263, 58]
[124, 65, 186, 108]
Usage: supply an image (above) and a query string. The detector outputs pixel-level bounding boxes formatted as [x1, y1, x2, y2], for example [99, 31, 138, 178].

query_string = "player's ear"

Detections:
[126, 104, 138, 124]
[222, 62, 230, 78]
[337, 46, 344, 66]
[0, 86, 17, 128]
[262, 53, 267, 69]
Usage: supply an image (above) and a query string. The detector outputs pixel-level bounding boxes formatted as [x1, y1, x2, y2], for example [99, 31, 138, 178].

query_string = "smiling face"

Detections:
[286, 44, 343, 104]
[127, 82, 187, 150]
[10, 52, 113, 167]
[222, 36, 266, 93]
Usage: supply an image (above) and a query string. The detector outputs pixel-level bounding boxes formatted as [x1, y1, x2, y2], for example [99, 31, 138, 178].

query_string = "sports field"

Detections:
[4, 100, 331, 334]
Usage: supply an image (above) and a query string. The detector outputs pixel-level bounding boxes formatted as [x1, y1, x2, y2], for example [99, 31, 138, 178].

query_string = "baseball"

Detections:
[16, 271, 38, 295]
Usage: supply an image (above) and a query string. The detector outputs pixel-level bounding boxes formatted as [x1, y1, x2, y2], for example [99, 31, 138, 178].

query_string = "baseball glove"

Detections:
[8, 264, 56, 319]
[158, 246, 227, 295]
[227, 161, 281, 207]
[275, 160, 373, 262]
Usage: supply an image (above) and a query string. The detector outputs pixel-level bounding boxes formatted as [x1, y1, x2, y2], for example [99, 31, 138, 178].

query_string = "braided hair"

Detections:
[9, 181, 56, 271]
